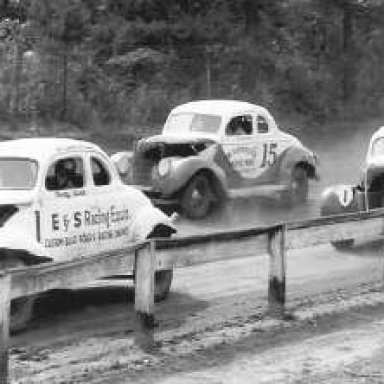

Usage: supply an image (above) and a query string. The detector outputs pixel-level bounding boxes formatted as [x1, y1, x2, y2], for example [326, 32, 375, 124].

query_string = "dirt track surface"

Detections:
[9, 239, 384, 383]
[9, 124, 384, 382]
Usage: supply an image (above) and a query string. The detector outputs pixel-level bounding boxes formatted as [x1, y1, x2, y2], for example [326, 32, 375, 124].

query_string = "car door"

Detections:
[84, 152, 133, 255]
[39, 153, 92, 262]
[255, 111, 290, 184]
[221, 114, 259, 183]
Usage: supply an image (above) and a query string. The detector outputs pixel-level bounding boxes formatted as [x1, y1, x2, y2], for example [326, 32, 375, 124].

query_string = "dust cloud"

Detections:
[96, 122, 381, 234]
[178, 123, 380, 235]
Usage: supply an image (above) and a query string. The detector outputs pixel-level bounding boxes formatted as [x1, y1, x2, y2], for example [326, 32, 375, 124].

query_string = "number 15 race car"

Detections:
[321, 126, 384, 248]
[0, 138, 176, 332]
[116, 100, 319, 219]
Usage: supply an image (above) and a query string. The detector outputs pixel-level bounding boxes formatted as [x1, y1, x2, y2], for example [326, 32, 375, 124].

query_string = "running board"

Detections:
[228, 184, 288, 199]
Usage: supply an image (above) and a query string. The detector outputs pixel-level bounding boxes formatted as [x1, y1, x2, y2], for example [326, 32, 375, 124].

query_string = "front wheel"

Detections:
[282, 167, 309, 205]
[180, 173, 214, 219]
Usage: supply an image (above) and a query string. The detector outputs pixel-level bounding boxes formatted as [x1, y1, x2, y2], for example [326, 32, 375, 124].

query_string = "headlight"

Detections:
[157, 158, 173, 177]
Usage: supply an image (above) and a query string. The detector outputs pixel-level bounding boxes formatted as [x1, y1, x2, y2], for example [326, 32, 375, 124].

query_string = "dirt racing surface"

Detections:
[8, 125, 384, 383]
[9, 240, 384, 383]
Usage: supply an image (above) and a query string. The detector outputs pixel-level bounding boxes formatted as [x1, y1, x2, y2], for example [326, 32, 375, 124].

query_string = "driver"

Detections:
[55, 159, 76, 189]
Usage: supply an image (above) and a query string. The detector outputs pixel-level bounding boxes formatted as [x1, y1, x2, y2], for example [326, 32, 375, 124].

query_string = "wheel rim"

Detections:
[182, 175, 213, 219]
[190, 181, 207, 209]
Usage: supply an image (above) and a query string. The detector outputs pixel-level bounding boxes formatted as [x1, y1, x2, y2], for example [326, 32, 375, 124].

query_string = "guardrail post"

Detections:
[134, 241, 155, 350]
[267, 224, 287, 318]
[0, 272, 11, 384]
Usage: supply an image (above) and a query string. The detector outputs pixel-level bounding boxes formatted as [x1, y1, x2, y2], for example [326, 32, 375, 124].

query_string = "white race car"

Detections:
[0, 138, 176, 331]
[121, 100, 319, 219]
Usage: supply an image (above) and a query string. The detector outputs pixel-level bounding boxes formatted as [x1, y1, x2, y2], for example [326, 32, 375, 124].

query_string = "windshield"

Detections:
[0, 159, 38, 190]
[371, 138, 384, 157]
[163, 113, 222, 135]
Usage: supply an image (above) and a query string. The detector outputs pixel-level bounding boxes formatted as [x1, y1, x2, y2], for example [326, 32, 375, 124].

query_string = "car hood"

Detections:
[142, 134, 217, 145]
[0, 190, 35, 206]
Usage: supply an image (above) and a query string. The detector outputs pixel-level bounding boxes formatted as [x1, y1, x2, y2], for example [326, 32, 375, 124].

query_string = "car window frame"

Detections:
[225, 114, 254, 137]
[90, 154, 112, 187]
[256, 114, 270, 134]
[0, 157, 39, 191]
[44, 154, 87, 192]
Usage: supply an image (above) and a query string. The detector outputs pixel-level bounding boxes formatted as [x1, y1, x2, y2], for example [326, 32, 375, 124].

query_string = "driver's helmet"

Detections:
[56, 158, 76, 177]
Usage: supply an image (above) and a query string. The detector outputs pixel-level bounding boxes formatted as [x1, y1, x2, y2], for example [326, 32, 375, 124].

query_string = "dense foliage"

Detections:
[0, 0, 384, 133]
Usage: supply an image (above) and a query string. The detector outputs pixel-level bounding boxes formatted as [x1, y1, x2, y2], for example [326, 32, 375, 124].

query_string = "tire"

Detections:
[283, 166, 309, 205]
[331, 239, 355, 250]
[180, 173, 214, 219]
[0, 256, 35, 333]
[154, 270, 173, 302]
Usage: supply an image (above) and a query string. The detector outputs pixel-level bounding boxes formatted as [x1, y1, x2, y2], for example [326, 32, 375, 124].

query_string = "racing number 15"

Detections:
[261, 142, 277, 167]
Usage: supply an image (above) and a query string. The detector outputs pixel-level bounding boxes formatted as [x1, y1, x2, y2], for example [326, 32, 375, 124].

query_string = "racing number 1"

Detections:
[261, 142, 277, 167]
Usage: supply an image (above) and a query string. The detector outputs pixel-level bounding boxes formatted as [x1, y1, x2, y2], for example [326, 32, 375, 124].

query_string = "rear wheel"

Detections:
[180, 173, 214, 219]
[283, 167, 309, 204]
[0, 256, 35, 333]
[154, 270, 173, 302]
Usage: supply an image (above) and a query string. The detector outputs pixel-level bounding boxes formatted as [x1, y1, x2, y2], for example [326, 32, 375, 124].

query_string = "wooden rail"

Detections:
[1, 208, 384, 382]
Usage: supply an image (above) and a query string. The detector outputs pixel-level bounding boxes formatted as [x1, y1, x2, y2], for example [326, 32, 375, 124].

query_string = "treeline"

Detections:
[0, 0, 383, 132]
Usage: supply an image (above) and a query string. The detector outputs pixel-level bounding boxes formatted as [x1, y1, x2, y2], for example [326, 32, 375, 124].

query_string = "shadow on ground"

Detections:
[26, 284, 210, 335]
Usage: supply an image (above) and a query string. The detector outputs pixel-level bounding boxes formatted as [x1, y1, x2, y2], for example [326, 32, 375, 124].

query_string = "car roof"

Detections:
[170, 100, 269, 117]
[371, 126, 384, 141]
[0, 137, 104, 162]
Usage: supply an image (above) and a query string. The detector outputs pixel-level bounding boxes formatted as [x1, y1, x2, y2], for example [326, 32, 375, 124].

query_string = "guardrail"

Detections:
[1, 208, 384, 383]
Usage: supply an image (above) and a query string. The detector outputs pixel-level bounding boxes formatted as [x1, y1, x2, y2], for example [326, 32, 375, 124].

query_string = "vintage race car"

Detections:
[0, 138, 176, 332]
[116, 100, 319, 219]
[321, 126, 384, 248]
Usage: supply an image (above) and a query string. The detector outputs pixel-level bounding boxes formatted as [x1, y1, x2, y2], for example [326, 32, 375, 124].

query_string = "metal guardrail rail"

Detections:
[1, 208, 384, 382]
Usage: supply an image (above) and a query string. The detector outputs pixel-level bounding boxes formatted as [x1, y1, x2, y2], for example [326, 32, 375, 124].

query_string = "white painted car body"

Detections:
[127, 100, 318, 220]
[321, 126, 384, 215]
[161, 100, 311, 181]
[0, 138, 175, 264]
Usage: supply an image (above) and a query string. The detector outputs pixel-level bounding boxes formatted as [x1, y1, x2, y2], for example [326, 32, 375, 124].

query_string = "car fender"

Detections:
[278, 145, 318, 183]
[155, 155, 227, 196]
[320, 184, 359, 216]
[130, 205, 176, 241]
[120, 185, 176, 241]
[0, 227, 52, 265]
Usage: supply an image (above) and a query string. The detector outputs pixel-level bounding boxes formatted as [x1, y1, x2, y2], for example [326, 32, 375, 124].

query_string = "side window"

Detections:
[91, 157, 111, 186]
[257, 115, 269, 134]
[226, 115, 253, 136]
[45, 157, 84, 191]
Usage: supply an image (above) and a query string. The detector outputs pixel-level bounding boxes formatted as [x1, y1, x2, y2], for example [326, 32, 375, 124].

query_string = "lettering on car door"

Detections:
[41, 155, 89, 262]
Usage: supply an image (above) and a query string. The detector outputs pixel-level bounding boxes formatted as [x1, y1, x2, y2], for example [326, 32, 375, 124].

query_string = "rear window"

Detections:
[91, 157, 111, 186]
